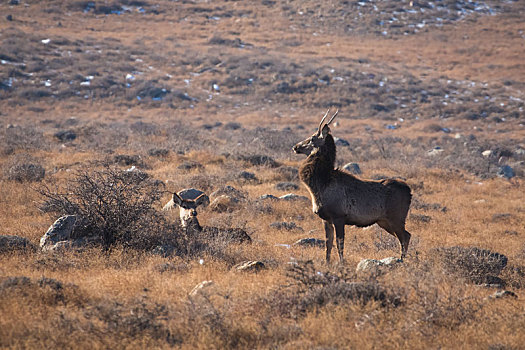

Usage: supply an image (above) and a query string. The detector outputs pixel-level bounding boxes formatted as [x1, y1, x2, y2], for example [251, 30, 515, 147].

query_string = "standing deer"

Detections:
[293, 109, 412, 263]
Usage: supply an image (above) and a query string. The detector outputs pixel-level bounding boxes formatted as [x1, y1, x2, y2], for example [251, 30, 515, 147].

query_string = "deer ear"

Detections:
[172, 193, 183, 206]
[320, 124, 330, 138]
[195, 194, 210, 208]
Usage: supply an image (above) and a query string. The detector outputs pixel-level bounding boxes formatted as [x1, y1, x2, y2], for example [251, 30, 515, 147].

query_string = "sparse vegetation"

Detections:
[1, 0, 524, 348]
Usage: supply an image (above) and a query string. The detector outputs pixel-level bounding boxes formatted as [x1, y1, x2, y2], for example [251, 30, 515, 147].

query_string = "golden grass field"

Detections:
[1, 0, 524, 348]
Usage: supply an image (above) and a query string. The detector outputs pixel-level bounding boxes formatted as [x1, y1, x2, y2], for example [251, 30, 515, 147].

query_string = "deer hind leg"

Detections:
[333, 219, 346, 263]
[377, 220, 411, 260]
[323, 220, 334, 263]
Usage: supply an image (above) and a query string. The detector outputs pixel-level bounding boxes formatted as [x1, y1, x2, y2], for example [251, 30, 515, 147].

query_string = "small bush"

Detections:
[3, 154, 45, 182]
[38, 167, 166, 249]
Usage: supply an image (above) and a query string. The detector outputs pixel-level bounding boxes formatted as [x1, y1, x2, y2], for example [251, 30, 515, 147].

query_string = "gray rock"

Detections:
[259, 194, 279, 201]
[40, 215, 78, 248]
[487, 290, 518, 300]
[334, 137, 350, 146]
[497, 165, 515, 179]
[42, 237, 101, 253]
[275, 182, 299, 191]
[0, 235, 36, 253]
[279, 193, 309, 201]
[356, 256, 402, 274]
[427, 146, 444, 156]
[293, 238, 325, 248]
[343, 162, 362, 175]
[234, 260, 266, 272]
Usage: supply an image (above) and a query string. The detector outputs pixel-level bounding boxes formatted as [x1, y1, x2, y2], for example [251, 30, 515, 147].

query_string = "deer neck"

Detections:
[299, 134, 336, 198]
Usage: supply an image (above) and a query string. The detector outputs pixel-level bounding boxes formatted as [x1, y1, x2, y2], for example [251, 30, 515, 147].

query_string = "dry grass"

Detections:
[1, 0, 524, 348]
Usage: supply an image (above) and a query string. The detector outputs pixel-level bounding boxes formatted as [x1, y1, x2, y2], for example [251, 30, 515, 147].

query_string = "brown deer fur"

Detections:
[293, 110, 412, 263]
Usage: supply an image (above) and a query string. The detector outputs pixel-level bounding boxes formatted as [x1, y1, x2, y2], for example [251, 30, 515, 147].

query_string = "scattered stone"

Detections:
[293, 238, 325, 248]
[334, 137, 350, 146]
[482, 150, 493, 157]
[42, 237, 101, 253]
[270, 221, 302, 231]
[487, 290, 518, 300]
[343, 162, 362, 175]
[54, 130, 77, 142]
[356, 257, 402, 274]
[279, 193, 309, 201]
[189, 280, 215, 297]
[497, 165, 515, 179]
[209, 195, 239, 213]
[259, 194, 279, 201]
[233, 260, 266, 272]
[40, 215, 78, 248]
[427, 146, 444, 156]
[0, 235, 36, 253]
[275, 182, 299, 191]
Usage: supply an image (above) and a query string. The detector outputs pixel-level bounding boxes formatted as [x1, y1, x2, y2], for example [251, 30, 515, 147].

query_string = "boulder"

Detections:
[356, 257, 402, 274]
[343, 162, 362, 175]
[40, 215, 78, 248]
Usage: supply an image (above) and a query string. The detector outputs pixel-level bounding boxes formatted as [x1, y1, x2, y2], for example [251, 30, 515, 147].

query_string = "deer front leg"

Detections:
[323, 220, 334, 263]
[333, 219, 346, 263]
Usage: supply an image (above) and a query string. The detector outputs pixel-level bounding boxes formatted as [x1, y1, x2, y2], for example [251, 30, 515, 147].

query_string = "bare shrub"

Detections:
[269, 261, 401, 319]
[430, 246, 508, 285]
[38, 167, 166, 250]
[3, 154, 45, 182]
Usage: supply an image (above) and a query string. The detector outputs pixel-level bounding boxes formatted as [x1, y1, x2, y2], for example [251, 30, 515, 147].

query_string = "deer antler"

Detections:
[318, 108, 331, 134]
[325, 109, 339, 126]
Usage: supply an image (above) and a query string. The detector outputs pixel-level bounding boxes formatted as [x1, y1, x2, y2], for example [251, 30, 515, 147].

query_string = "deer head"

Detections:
[293, 109, 339, 156]
[163, 192, 210, 229]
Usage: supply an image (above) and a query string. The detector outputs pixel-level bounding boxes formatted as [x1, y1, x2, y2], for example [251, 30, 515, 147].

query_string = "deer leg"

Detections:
[333, 219, 346, 263]
[324, 220, 334, 263]
[378, 221, 411, 260]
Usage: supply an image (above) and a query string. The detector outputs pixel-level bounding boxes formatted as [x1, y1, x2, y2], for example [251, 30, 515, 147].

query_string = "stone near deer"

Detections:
[162, 188, 210, 230]
[293, 109, 413, 263]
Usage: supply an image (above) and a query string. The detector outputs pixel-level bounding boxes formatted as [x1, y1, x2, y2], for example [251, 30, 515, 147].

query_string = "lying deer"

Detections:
[163, 189, 209, 231]
[293, 109, 412, 263]
[163, 188, 251, 243]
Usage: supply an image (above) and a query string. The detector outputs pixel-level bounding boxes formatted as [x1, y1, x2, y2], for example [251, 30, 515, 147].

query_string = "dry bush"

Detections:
[37, 167, 166, 250]
[3, 153, 45, 183]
